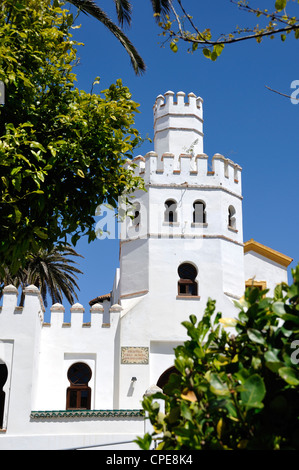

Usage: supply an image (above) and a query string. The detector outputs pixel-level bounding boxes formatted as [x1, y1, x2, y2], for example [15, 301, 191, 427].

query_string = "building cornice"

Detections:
[121, 233, 244, 247]
[145, 183, 243, 200]
[244, 239, 293, 267]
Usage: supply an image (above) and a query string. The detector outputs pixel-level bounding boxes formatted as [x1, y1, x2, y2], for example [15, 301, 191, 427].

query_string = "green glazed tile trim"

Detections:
[30, 409, 144, 419]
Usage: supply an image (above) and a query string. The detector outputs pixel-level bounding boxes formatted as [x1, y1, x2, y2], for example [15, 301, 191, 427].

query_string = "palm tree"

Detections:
[0, 245, 83, 307]
[67, 0, 172, 75]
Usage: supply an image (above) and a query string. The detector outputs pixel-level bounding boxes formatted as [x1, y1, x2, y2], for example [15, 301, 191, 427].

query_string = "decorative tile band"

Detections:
[30, 409, 144, 419]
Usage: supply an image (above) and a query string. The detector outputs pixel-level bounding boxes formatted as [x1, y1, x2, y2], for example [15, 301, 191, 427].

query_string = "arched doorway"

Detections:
[157, 366, 179, 391]
[0, 363, 8, 429]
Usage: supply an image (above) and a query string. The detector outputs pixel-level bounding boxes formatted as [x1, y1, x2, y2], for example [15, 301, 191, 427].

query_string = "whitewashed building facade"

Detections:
[0, 91, 292, 449]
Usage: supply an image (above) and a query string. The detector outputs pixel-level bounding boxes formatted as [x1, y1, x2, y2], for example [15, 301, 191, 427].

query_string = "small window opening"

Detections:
[164, 199, 177, 223]
[178, 263, 198, 296]
[245, 279, 267, 292]
[66, 362, 92, 410]
[224, 161, 229, 178]
[193, 200, 206, 224]
[132, 202, 140, 228]
[228, 205, 236, 229]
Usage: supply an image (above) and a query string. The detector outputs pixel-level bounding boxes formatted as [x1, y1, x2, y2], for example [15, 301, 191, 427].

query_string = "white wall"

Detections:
[244, 251, 289, 295]
[35, 303, 121, 411]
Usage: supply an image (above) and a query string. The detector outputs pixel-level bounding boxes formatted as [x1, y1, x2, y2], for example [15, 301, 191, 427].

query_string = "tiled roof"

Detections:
[89, 293, 111, 306]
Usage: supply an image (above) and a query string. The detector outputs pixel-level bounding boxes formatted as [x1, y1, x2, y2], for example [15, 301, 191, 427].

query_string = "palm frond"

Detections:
[113, 0, 132, 27]
[67, 0, 145, 74]
[149, 0, 171, 20]
[1, 245, 84, 308]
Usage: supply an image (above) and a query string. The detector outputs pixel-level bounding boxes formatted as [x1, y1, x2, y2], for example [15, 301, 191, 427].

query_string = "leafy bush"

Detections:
[137, 265, 299, 450]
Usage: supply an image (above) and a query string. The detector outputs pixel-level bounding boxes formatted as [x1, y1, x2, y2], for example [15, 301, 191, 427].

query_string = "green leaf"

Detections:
[214, 43, 224, 56]
[287, 283, 299, 299]
[30, 141, 46, 152]
[278, 367, 299, 386]
[280, 313, 299, 325]
[240, 374, 266, 409]
[14, 206, 22, 223]
[247, 328, 265, 345]
[134, 433, 152, 450]
[251, 356, 262, 369]
[180, 401, 193, 421]
[33, 227, 48, 239]
[272, 301, 286, 315]
[219, 398, 238, 419]
[168, 406, 181, 424]
[170, 42, 178, 53]
[202, 48, 211, 58]
[174, 355, 187, 375]
[275, 0, 287, 11]
[11, 167, 22, 176]
[77, 169, 85, 178]
[206, 372, 230, 396]
[264, 350, 284, 372]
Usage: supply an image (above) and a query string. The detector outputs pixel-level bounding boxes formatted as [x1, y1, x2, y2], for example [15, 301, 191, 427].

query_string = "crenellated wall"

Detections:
[0, 285, 122, 416]
[0, 284, 122, 329]
[0, 289, 143, 450]
[47, 301, 121, 329]
[127, 151, 242, 196]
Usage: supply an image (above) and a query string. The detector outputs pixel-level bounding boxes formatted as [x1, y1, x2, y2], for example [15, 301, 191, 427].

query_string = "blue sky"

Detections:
[46, 1, 299, 320]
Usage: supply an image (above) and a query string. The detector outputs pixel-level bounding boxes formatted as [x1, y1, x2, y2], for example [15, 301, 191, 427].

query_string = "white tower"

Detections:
[154, 91, 204, 159]
[117, 91, 245, 407]
[120, 91, 244, 304]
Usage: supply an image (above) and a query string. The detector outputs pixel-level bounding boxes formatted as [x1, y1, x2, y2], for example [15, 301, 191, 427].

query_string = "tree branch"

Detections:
[176, 23, 299, 47]
[265, 85, 299, 101]
[165, 0, 299, 49]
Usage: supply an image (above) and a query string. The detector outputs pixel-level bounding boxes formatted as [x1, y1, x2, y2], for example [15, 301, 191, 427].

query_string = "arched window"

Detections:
[193, 200, 206, 224]
[0, 363, 8, 429]
[164, 199, 177, 223]
[228, 205, 236, 229]
[132, 202, 140, 228]
[178, 263, 198, 296]
[66, 362, 92, 410]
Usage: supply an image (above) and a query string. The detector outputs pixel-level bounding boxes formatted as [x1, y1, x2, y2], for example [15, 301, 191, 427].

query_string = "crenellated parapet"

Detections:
[126, 151, 242, 195]
[0, 284, 44, 324]
[0, 284, 122, 330]
[48, 302, 121, 329]
[153, 90, 203, 120]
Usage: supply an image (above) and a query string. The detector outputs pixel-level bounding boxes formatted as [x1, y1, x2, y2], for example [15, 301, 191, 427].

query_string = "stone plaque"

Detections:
[121, 347, 149, 364]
